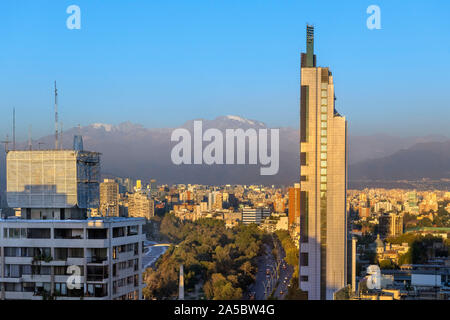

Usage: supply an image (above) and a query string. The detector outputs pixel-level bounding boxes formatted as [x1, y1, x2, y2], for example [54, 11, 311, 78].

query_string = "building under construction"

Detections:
[6, 146, 100, 219]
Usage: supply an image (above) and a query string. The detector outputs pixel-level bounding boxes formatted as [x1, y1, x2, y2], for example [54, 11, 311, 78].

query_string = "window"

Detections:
[113, 227, 125, 238]
[321, 122, 327, 128]
[321, 129, 327, 136]
[55, 283, 68, 296]
[300, 153, 307, 166]
[321, 176, 327, 183]
[321, 90, 327, 98]
[321, 161, 327, 167]
[321, 184, 327, 191]
[321, 168, 327, 175]
[27, 228, 51, 239]
[301, 276, 309, 282]
[321, 114, 327, 121]
[88, 229, 107, 239]
[321, 98, 327, 105]
[321, 153, 327, 160]
[321, 83, 328, 89]
[321, 145, 327, 152]
[321, 106, 327, 113]
[321, 137, 327, 144]
[300, 253, 309, 266]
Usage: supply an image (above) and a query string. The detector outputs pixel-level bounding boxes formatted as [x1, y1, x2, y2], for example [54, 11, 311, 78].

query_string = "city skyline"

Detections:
[1, 1, 450, 140]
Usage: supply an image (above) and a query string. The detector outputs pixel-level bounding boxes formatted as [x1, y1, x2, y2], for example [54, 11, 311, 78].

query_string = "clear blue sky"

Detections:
[0, 0, 449, 140]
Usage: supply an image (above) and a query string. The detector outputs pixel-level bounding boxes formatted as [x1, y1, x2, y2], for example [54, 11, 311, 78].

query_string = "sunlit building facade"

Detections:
[299, 25, 348, 300]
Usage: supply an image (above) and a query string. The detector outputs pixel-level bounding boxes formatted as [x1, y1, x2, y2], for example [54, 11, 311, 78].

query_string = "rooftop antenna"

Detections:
[60, 122, 63, 150]
[306, 25, 315, 68]
[12, 108, 16, 150]
[54, 81, 58, 150]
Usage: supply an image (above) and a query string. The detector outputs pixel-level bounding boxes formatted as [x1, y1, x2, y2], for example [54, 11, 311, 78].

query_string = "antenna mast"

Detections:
[60, 122, 63, 150]
[54, 81, 58, 150]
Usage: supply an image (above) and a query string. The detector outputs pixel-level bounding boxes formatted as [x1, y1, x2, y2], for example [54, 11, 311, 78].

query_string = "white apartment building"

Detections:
[0, 217, 146, 300]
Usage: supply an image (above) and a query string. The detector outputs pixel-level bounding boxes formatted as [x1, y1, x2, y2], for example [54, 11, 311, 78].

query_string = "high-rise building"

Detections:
[0, 140, 145, 300]
[379, 213, 404, 238]
[288, 184, 301, 226]
[100, 179, 119, 217]
[135, 180, 142, 192]
[299, 25, 348, 300]
[149, 179, 157, 194]
[128, 192, 154, 220]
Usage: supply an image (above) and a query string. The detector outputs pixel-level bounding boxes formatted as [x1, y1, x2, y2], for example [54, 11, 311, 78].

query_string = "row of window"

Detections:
[320, 86, 328, 192]
[2, 226, 140, 240]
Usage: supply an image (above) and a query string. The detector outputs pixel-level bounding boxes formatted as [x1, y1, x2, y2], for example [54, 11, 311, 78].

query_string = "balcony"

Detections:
[87, 266, 108, 282]
[87, 256, 108, 264]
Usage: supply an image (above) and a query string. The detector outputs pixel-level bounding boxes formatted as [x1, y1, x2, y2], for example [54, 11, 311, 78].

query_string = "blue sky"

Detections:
[0, 0, 449, 140]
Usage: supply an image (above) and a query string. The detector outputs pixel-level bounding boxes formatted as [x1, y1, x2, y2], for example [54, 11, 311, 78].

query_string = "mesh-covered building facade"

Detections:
[6, 150, 100, 215]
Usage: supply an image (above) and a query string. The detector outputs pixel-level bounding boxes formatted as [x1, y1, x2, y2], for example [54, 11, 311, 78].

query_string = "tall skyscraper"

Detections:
[299, 25, 348, 300]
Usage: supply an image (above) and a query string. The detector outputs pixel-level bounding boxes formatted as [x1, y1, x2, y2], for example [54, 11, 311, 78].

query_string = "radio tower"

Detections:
[54, 81, 59, 150]
[60, 122, 63, 150]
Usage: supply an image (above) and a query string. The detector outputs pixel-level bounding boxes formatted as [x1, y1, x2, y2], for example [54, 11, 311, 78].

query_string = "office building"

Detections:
[299, 25, 348, 300]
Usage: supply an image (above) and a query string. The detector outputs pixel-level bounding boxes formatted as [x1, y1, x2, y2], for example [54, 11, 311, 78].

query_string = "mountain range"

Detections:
[0, 115, 449, 189]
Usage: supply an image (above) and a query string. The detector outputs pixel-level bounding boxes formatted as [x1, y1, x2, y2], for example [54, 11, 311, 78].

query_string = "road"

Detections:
[245, 236, 294, 300]
[142, 240, 170, 269]
[273, 236, 294, 299]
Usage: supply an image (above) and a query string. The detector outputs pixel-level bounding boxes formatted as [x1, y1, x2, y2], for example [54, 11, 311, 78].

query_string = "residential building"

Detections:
[128, 193, 154, 220]
[100, 179, 119, 217]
